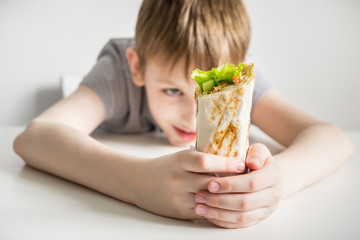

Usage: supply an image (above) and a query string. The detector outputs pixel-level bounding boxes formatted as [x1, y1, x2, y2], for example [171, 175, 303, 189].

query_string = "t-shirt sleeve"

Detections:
[252, 66, 273, 111]
[80, 40, 128, 122]
[79, 39, 158, 134]
[245, 54, 274, 113]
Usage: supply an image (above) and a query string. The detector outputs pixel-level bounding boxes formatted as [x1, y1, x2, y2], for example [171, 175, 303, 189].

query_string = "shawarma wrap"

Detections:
[192, 63, 255, 161]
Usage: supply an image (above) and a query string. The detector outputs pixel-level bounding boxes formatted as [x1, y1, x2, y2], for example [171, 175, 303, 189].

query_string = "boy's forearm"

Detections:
[273, 123, 354, 198]
[14, 120, 144, 205]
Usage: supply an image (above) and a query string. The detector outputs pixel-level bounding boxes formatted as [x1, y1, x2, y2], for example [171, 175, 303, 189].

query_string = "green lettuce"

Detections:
[191, 63, 245, 93]
[191, 68, 218, 92]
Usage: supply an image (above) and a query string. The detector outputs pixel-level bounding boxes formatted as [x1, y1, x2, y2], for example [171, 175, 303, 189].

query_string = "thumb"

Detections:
[245, 143, 272, 170]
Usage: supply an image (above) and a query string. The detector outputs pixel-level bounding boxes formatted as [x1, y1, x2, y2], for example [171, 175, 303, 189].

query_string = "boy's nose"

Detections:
[182, 97, 196, 127]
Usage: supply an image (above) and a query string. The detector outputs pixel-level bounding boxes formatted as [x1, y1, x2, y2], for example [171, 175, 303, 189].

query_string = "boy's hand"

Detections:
[194, 143, 283, 228]
[133, 150, 246, 220]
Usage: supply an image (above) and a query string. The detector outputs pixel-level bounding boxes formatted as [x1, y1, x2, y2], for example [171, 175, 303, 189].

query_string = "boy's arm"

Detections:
[13, 86, 139, 203]
[14, 86, 245, 220]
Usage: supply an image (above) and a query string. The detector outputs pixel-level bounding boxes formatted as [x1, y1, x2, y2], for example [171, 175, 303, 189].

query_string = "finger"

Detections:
[206, 217, 263, 229]
[246, 143, 271, 170]
[182, 193, 206, 220]
[185, 172, 216, 193]
[195, 187, 281, 211]
[207, 159, 279, 193]
[194, 203, 269, 225]
[179, 150, 245, 174]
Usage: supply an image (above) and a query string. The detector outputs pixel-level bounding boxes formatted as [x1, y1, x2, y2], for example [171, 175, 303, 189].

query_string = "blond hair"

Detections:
[135, 0, 251, 76]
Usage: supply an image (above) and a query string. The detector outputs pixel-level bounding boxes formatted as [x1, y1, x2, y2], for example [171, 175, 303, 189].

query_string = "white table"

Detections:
[1, 127, 359, 239]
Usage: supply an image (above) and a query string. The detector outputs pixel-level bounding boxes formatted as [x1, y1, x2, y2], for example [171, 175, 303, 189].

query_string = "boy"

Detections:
[13, 0, 354, 229]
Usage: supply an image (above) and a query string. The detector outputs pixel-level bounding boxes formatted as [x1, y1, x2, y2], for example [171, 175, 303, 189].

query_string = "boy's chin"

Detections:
[168, 138, 195, 147]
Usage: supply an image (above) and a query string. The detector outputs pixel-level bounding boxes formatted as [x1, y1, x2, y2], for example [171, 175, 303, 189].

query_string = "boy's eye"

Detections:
[164, 88, 182, 96]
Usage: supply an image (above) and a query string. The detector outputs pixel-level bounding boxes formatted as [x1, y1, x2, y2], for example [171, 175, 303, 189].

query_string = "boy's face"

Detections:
[143, 57, 199, 146]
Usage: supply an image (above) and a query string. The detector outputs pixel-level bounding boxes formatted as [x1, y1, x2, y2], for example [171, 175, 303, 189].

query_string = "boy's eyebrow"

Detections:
[156, 74, 192, 87]
[157, 77, 176, 84]
[157, 77, 169, 83]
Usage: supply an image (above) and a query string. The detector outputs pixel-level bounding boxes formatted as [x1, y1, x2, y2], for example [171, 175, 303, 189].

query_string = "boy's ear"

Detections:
[126, 47, 145, 87]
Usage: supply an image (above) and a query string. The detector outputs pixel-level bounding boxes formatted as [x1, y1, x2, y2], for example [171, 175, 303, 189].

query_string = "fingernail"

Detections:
[195, 206, 207, 216]
[209, 181, 220, 192]
[237, 161, 245, 172]
[196, 195, 207, 204]
[248, 157, 260, 167]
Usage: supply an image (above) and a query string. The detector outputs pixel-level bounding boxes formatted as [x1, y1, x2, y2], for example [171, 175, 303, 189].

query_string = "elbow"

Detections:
[13, 127, 28, 161]
[345, 133, 355, 162]
[326, 123, 355, 163]
[13, 120, 42, 165]
[13, 133, 23, 158]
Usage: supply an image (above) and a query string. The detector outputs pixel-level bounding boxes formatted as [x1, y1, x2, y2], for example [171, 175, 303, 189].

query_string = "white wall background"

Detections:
[1, 0, 359, 130]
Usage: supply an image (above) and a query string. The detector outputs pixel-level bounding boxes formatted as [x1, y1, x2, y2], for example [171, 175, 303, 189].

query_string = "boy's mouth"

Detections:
[173, 126, 196, 141]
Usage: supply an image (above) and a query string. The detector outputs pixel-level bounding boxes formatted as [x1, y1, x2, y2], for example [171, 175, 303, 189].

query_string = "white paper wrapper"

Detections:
[195, 64, 255, 162]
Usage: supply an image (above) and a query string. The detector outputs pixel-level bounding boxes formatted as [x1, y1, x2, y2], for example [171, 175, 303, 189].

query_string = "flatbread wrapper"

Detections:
[195, 63, 255, 161]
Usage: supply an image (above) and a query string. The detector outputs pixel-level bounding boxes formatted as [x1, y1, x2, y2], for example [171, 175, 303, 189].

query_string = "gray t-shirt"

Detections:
[81, 38, 272, 134]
